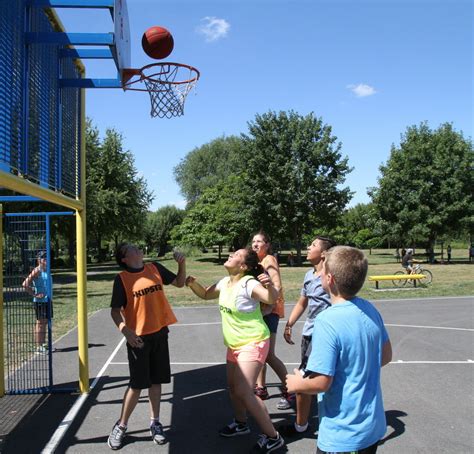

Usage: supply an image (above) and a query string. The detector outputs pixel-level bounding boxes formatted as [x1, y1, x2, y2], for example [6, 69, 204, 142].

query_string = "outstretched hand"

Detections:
[173, 251, 186, 264]
[257, 273, 271, 287]
[185, 275, 197, 287]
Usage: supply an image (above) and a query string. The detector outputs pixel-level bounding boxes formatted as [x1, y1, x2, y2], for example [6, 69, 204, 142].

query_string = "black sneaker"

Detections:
[218, 420, 251, 437]
[252, 432, 285, 453]
[107, 421, 126, 450]
[150, 421, 167, 445]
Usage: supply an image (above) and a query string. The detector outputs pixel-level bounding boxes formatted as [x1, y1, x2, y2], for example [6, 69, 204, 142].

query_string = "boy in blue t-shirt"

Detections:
[286, 246, 392, 454]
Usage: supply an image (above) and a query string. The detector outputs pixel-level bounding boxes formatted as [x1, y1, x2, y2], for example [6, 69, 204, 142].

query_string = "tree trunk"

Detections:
[295, 236, 302, 266]
[67, 231, 75, 267]
[218, 244, 222, 262]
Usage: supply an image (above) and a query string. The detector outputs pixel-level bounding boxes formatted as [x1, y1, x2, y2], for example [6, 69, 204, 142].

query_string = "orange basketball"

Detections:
[141, 26, 174, 60]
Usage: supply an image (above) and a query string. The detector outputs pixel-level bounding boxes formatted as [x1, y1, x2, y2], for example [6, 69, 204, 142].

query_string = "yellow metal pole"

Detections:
[0, 171, 83, 211]
[0, 204, 5, 397]
[77, 85, 89, 393]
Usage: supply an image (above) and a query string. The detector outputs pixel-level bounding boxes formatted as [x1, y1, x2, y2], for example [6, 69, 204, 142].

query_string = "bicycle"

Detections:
[392, 263, 433, 287]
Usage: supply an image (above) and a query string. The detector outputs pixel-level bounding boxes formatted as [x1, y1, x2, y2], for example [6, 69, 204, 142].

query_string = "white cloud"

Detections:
[173, 199, 187, 209]
[196, 17, 230, 42]
[347, 83, 377, 97]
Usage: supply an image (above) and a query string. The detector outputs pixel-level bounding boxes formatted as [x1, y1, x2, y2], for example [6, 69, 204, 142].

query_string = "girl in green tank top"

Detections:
[186, 247, 285, 452]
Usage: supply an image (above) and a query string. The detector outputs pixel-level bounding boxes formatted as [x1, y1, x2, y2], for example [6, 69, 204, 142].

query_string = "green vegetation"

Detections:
[51, 248, 474, 340]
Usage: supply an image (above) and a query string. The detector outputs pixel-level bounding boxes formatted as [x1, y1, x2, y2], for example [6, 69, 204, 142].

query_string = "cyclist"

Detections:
[401, 248, 414, 274]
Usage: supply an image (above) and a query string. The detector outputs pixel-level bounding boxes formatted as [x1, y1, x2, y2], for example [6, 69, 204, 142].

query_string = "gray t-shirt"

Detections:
[301, 268, 331, 337]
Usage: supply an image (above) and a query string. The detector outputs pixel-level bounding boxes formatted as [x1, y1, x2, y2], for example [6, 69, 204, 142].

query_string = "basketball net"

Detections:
[122, 63, 200, 118]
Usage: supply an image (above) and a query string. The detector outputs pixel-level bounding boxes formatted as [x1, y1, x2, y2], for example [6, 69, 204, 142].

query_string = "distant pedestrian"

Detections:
[447, 245, 452, 263]
[469, 244, 474, 263]
[22, 251, 52, 354]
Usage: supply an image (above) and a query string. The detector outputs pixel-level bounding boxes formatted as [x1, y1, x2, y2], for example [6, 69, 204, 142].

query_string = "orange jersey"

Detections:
[261, 255, 285, 318]
[119, 263, 177, 336]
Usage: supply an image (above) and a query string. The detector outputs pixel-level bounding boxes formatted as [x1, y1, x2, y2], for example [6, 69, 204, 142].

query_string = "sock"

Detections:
[235, 419, 247, 426]
[118, 421, 127, 430]
[150, 417, 160, 427]
[295, 422, 308, 433]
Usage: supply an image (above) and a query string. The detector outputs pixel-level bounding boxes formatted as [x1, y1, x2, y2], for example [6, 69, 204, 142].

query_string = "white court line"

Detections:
[391, 360, 474, 364]
[42, 337, 126, 454]
[109, 360, 474, 366]
[182, 389, 226, 400]
[386, 323, 473, 332]
[171, 296, 473, 309]
[173, 321, 473, 331]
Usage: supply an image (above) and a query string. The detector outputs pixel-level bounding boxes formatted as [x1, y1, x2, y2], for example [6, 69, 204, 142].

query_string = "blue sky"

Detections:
[56, 0, 473, 211]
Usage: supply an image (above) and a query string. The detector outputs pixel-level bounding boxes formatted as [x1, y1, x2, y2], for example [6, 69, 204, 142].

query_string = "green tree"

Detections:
[86, 123, 153, 260]
[242, 110, 352, 262]
[174, 136, 246, 206]
[171, 175, 253, 260]
[145, 205, 185, 255]
[370, 122, 474, 250]
[342, 203, 383, 251]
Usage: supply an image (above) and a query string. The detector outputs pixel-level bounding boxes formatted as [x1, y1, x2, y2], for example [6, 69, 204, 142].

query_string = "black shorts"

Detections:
[127, 327, 171, 389]
[34, 300, 53, 320]
[299, 335, 312, 370]
[263, 313, 280, 334]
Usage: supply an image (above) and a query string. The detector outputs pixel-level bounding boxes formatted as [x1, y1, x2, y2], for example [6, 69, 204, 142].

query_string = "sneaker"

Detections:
[107, 421, 126, 450]
[35, 345, 48, 355]
[150, 421, 167, 445]
[252, 432, 285, 453]
[277, 390, 295, 410]
[278, 423, 309, 438]
[218, 420, 251, 437]
[254, 386, 269, 400]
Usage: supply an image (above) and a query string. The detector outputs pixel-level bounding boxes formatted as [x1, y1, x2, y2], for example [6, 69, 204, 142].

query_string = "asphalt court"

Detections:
[2, 296, 473, 453]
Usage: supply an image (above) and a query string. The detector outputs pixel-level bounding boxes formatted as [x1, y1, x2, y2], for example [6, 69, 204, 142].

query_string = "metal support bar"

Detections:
[25, 32, 114, 46]
[77, 86, 89, 393]
[60, 78, 122, 88]
[0, 204, 4, 397]
[60, 48, 114, 59]
[4, 212, 74, 217]
[0, 196, 41, 202]
[0, 171, 83, 211]
[28, 0, 113, 8]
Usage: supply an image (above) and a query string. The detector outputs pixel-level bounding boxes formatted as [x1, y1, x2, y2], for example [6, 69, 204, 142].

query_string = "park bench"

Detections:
[368, 274, 426, 289]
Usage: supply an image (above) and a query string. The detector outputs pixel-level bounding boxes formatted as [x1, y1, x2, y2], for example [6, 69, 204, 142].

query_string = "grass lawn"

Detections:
[50, 248, 474, 341]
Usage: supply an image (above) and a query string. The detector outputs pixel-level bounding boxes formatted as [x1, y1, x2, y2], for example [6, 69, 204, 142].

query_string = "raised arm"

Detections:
[171, 252, 186, 288]
[186, 276, 219, 300]
[262, 255, 282, 293]
[22, 266, 40, 297]
[251, 280, 278, 306]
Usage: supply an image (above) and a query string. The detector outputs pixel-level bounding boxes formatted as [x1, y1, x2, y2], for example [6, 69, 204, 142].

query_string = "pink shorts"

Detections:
[226, 339, 270, 364]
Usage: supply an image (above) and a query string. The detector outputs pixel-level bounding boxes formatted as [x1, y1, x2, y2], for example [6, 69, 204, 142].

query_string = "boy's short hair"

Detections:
[315, 235, 337, 252]
[37, 251, 47, 259]
[324, 246, 368, 297]
[115, 242, 130, 269]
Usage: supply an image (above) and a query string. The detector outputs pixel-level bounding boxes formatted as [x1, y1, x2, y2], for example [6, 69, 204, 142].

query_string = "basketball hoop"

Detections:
[122, 62, 200, 118]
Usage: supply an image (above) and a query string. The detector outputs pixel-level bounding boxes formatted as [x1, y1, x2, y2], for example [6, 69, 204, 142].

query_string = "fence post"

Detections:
[0, 204, 4, 396]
